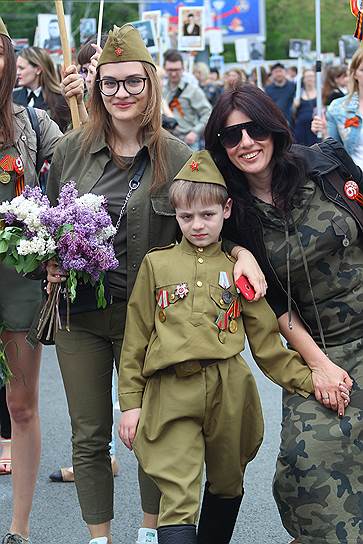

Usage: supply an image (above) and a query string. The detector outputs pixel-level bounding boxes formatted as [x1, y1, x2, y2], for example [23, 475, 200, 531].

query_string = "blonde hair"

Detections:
[224, 68, 247, 90]
[347, 46, 363, 99]
[169, 179, 228, 209]
[82, 61, 168, 191]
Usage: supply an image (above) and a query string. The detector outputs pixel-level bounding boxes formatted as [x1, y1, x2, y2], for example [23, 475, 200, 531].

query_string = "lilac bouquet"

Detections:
[0, 182, 118, 346]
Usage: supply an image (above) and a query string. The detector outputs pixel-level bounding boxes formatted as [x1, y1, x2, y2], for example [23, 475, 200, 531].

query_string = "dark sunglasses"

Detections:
[218, 122, 271, 149]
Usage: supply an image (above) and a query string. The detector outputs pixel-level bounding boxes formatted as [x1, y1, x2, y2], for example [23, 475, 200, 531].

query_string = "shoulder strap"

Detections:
[26, 106, 42, 174]
[168, 83, 188, 108]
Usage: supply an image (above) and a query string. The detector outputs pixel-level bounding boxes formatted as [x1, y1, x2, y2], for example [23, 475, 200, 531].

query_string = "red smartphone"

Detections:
[235, 275, 255, 301]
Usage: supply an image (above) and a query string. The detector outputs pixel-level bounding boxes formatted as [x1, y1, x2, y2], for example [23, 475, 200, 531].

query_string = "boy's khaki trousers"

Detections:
[133, 355, 264, 526]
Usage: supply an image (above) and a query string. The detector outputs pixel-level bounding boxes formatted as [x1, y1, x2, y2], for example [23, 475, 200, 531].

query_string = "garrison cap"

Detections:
[98, 24, 155, 68]
[0, 17, 10, 39]
[174, 150, 226, 188]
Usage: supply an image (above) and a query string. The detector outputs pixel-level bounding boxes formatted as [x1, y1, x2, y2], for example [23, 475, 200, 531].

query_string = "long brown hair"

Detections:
[82, 61, 168, 191]
[322, 65, 347, 105]
[19, 47, 70, 131]
[0, 35, 17, 146]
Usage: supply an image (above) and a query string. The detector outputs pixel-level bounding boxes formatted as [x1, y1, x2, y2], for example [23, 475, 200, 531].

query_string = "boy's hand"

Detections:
[311, 361, 353, 417]
[233, 248, 267, 301]
[118, 408, 141, 450]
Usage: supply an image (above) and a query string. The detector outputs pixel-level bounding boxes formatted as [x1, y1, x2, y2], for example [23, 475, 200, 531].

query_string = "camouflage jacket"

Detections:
[223, 140, 363, 323]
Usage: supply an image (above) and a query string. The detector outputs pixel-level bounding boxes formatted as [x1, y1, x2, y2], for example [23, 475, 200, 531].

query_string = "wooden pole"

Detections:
[54, 0, 80, 129]
[97, 0, 105, 47]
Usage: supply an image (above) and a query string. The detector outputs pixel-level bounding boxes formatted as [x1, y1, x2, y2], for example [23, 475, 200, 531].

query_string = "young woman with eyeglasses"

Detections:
[45, 26, 267, 544]
[205, 84, 362, 544]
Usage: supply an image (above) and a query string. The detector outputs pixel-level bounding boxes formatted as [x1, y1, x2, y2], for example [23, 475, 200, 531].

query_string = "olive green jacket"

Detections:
[13, 104, 62, 187]
[119, 238, 314, 411]
[46, 128, 192, 297]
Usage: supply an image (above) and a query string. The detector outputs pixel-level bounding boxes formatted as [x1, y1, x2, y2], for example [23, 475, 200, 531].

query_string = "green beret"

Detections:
[0, 17, 10, 39]
[174, 150, 226, 188]
[98, 24, 155, 68]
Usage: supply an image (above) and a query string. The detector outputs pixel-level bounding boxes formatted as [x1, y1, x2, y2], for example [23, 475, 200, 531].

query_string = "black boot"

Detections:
[197, 483, 243, 544]
[158, 524, 197, 544]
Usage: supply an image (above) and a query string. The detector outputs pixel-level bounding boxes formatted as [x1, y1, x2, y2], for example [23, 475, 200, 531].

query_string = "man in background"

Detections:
[265, 62, 296, 125]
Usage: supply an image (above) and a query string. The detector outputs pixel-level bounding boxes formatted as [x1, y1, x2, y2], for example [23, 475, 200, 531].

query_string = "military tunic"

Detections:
[119, 237, 314, 526]
[253, 178, 363, 544]
[0, 107, 61, 331]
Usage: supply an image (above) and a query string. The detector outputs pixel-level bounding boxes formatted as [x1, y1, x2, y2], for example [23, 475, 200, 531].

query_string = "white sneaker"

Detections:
[136, 528, 158, 544]
[89, 538, 108, 544]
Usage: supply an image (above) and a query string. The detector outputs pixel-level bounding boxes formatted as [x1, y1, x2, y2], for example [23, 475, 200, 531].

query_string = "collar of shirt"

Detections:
[27, 87, 42, 98]
[89, 129, 153, 157]
[180, 236, 222, 257]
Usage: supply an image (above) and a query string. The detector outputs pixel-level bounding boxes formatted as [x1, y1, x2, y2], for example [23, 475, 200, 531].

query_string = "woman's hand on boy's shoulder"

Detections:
[118, 408, 141, 451]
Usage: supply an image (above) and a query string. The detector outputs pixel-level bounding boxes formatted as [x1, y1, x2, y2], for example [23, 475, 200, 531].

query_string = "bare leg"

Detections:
[4, 331, 41, 539]
[142, 513, 158, 529]
[88, 521, 112, 543]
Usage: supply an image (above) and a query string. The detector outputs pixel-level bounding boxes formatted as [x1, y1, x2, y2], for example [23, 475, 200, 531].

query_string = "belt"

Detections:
[161, 359, 218, 378]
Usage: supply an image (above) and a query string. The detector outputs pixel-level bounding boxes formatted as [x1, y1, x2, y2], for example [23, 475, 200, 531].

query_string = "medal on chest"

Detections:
[0, 154, 25, 195]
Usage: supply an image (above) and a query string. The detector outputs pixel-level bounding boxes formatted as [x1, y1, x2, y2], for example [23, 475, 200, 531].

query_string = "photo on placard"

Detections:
[289, 39, 311, 58]
[340, 34, 359, 60]
[178, 6, 205, 52]
[37, 13, 71, 52]
[248, 40, 264, 60]
[131, 19, 158, 54]
[80, 18, 96, 44]
[142, 10, 161, 38]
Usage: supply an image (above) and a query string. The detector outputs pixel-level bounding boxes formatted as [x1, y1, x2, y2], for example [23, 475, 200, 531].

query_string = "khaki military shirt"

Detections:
[119, 237, 313, 410]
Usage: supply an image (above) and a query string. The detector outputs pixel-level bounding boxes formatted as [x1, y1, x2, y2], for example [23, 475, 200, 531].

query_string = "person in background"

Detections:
[43, 18, 61, 52]
[223, 68, 247, 91]
[163, 49, 211, 150]
[0, 17, 83, 544]
[248, 66, 269, 88]
[286, 65, 298, 83]
[14, 47, 70, 133]
[193, 61, 222, 106]
[292, 68, 318, 146]
[208, 67, 221, 83]
[313, 48, 363, 170]
[322, 64, 348, 106]
[265, 62, 296, 125]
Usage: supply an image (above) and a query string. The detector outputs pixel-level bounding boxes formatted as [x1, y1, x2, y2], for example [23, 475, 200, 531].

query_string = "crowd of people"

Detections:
[0, 14, 362, 544]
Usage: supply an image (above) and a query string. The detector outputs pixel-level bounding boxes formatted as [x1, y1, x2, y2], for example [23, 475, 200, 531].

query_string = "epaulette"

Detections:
[147, 243, 176, 254]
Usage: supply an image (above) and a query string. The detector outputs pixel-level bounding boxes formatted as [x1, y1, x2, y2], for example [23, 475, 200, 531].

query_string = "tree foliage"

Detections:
[266, 0, 357, 59]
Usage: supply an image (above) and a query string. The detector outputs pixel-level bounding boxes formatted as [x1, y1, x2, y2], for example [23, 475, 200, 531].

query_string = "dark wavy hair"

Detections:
[0, 34, 17, 146]
[204, 85, 307, 212]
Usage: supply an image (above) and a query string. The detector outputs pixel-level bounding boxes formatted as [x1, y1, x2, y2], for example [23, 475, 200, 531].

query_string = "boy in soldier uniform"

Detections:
[118, 151, 325, 544]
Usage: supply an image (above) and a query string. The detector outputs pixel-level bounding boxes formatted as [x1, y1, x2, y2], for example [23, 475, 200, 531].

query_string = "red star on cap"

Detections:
[114, 47, 123, 56]
[190, 160, 199, 171]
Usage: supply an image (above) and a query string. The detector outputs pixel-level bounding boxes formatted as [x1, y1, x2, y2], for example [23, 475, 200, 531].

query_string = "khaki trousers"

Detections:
[55, 302, 160, 524]
[133, 355, 264, 526]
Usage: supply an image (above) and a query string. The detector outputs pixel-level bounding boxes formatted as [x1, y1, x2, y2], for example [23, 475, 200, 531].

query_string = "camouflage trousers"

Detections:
[273, 338, 363, 544]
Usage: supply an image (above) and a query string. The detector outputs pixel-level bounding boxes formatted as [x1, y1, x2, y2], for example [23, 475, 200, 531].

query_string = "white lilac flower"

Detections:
[77, 193, 106, 213]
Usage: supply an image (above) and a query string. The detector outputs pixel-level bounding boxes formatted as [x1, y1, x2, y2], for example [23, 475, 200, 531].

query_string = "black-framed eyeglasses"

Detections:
[218, 121, 271, 149]
[97, 76, 149, 96]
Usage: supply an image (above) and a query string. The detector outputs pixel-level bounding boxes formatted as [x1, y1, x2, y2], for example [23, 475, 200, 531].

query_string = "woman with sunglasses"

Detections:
[45, 26, 266, 544]
[205, 85, 361, 544]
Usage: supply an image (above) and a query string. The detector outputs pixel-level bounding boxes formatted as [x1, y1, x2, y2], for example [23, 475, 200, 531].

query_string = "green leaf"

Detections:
[0, 239, 9, 253]
[67, 270, 78, 303]
[56, 223, 74, 240]
[96, 277, 107, 309]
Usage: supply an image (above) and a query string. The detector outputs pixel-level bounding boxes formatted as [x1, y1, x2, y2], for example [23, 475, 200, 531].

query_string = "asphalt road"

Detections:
[1, 344, 291, 544]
